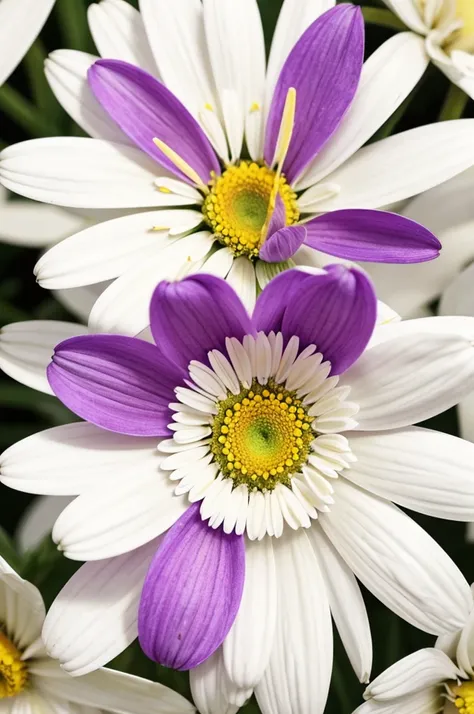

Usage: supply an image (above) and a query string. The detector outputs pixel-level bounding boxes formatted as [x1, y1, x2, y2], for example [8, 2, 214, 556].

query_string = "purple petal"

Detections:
[267, 193, 286, 236]
[253, 265, 377, 374]
[304, 209, 442, 263]
[88, 60, 220, 185]
[138, 503, 245, 670]
[47, 335, 185, 436]
[264, 5, 364, 183]
[150, 274, 254, 371]
[260, 225, 307, 262]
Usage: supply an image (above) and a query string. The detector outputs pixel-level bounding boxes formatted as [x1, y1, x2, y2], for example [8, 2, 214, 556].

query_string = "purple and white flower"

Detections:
[4, 267, 474, 713]
[5, 0, 474, 335]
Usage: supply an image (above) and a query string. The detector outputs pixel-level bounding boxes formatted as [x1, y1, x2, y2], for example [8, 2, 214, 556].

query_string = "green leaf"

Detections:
[0, 524, 22, 571]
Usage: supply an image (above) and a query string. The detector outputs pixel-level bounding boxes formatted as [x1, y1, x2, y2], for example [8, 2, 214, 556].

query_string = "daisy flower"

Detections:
[4, 0, 474, 335]
[3, 268, 474, 714]
[354, 586, 474, 714]
[383, 0, 474, 97]
[0, 555, 194, 714]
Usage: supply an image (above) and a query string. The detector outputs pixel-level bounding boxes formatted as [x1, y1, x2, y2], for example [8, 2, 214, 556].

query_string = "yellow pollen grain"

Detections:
[0, 632, 28, 699]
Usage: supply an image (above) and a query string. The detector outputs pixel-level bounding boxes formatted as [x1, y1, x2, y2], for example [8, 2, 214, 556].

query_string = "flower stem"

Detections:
[24, 40, 61, 122]
[55, 0, 93, 52]
[438, 83, 469, 121]
[361, 7, 406, 31]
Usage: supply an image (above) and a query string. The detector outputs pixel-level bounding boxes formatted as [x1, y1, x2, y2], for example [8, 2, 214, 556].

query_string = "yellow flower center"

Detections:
[211, 379, 313, 491]
[454, 681, 474, 714]
[0, 632, 28, 699]
[446, 0, 474, 52]
[202, 161, 299, 259]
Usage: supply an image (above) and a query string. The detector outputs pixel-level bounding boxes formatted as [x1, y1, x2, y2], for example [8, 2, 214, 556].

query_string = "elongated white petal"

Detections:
[203, 0, 265, 160]
[265, 0, 335, 109]
[354, 688, 442, 714]
[0, 138, 188, 209]
[190, 649, 241, 714]
[383, 0, 428, 33]
[308, 525, 372, 683]
[321, 479, 472, 635]
[16, 496, 74, 553]
[225, 257, 257, 315]
[42, 539, 160, 675]
[365, 648, 460, 701]
[53, 470, 186, 560]
[89, 231, 214, 335]
[45, 50, 130, 144]
[341, 332, 474, 430]
[88, 0, 158, 74]
[0, 320, 87, 394]
[303, 121, 474, 211]
[1, 422, 159, 495]
[297, 33, 428, 188]
[369, 315, 474, 348]
[0, 199, 85, 248]
[0, 0, 55, 86]
[200, 247, 234, 280]
[32, 659, 194, 714]
[139, 0, 218, 121]
[0, 557, 45, 650]
[456, 604, 474, 675]
[255, 529, 332, 714]
[346, 427, 474, 520]
[35, 210, 202, 289]
[223, 538, 277, 690]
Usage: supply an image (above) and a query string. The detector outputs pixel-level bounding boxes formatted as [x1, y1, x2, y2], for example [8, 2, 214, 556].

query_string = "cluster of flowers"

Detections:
[2, 1, 474, 713]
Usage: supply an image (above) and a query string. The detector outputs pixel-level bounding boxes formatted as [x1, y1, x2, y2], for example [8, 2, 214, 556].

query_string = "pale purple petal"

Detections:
[267, 193, 286, 236]
[150, 274, 254, 371]
[47, 335, 184, 436]
[304, 209, 441, 263]
[138, 503, 245, 670]
[88, 60, 220, 184]
[265, 5, 364, 183]
[260, 225, 307, 262]
[253, 266, 377, 374]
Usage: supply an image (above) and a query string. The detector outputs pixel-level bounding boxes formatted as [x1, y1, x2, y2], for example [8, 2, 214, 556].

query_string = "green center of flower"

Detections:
[211, 378, 313, 490]
[202, 161, 299, 259]
[0, 632, 27, 699]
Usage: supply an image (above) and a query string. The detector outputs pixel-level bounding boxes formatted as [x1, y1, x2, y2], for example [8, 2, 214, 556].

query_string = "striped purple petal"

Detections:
[88, 59, 220, 185]
[253, 265, 377, 375]
[260, 225, 307, 262]
[265, 5, 364, 183]
[47, 334, 184, 436]
[150, 274, 254, 371]
[138, 503, 245, 670]
[304, 209, 441, 263]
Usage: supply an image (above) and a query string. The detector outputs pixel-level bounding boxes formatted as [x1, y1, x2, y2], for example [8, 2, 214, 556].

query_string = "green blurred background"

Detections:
[0, 1, 472, 711]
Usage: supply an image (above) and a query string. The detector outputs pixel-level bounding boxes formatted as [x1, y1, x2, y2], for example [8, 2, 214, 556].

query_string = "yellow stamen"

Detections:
[156, 186, 172, 194]
[250, 102, 261, 113]
[153, 138, 208, 192]
[453, 681, 474, 714]
[0, 632, 28, 699]
[204, 103, 214, 112]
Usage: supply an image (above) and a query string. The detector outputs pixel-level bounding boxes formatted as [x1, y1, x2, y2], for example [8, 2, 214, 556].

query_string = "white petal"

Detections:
[365, 647, 460, 701]
[350, 689, 442, 714]
[456, 605, 474, 675]
[0, 138, 189, 209]
[52, 467, 187, 561]
[223, 537, 277, 690]
[32, 660, 194, 714]
[305, 120, 474, 211]
[42, 538, 160, 675]
[225, 257, 257, 315]
[0, 557, 45, 650]
[201, 247, 234, 279]
[296, 33, 428, 189]
[321, 479, 472, 635]
[341, 332, 474, 430]
[35, 210, 202, 289]
[87, 0, 158, 74]
[1, 422, 159, 495]
[382, 0, 428, 33]
[0, 0, 55, 86]
[0, 320, 87, 395]
[139, 0, 218, 120]
[265, 0, 335, 110]
[346, 427, 474, 520]
[203, 0, 265, 160]
[369, 315, 474, 348]
[308, 525, 372, 683]
[16, 495, 75, 554]
[190, 649, 241, 714]
[255, 529, 332, 714]
[0, 199, 85, 248]
[45, 50, 131, 144]
[88, 231, 214, 335]
[440, 261, 474, 318]
[54, 283, 107, 324]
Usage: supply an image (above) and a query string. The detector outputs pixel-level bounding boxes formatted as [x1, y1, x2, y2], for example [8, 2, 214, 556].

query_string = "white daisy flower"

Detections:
[383, 0, 474, 97]
[2, 0, 474, 336]
[355, 585, 474, 714]
[0, 555, 194, 714]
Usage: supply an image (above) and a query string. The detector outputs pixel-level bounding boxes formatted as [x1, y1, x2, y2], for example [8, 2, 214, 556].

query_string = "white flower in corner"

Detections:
[0, 555, 194, 714]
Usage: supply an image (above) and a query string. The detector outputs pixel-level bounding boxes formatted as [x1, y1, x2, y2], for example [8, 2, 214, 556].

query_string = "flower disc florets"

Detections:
[0, 632, 27, 699]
